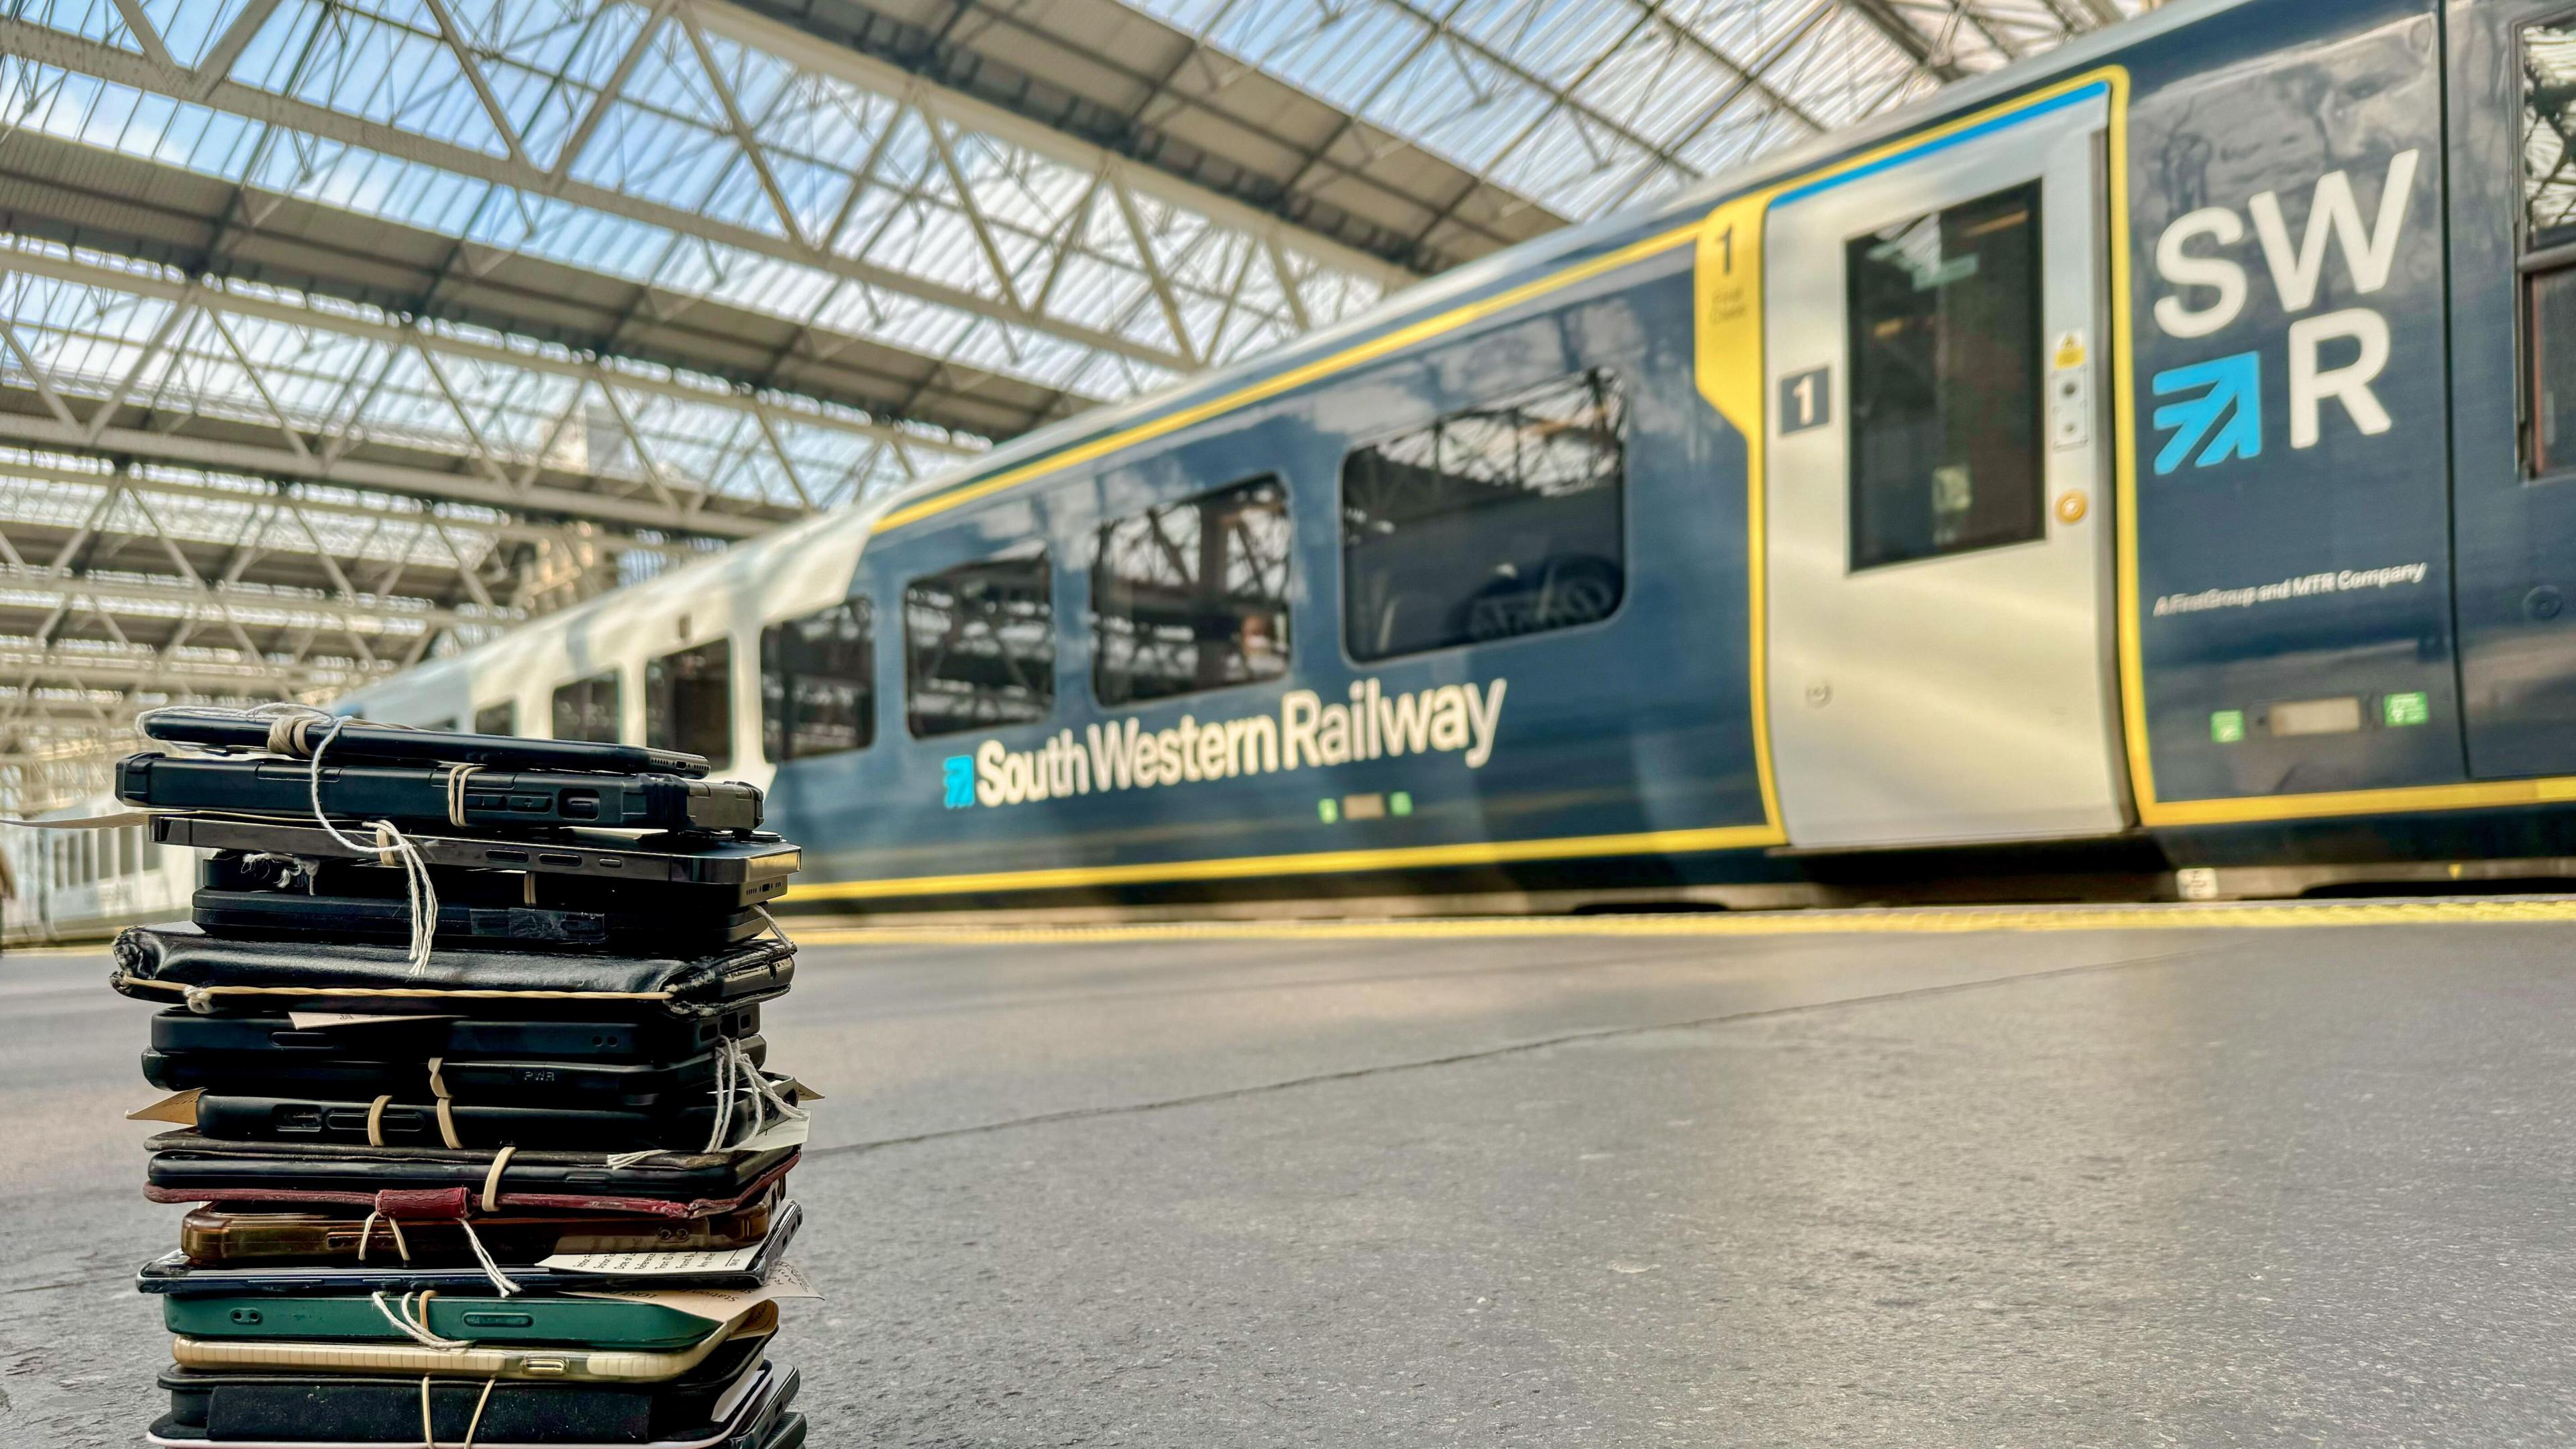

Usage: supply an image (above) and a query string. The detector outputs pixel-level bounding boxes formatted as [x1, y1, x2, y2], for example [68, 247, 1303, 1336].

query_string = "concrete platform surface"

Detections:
[5, 906, 2575, 1444]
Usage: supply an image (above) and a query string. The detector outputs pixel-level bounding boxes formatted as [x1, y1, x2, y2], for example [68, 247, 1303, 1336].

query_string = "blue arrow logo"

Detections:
[2150, 351, 2263, 475]
[941, 755, 977, 809]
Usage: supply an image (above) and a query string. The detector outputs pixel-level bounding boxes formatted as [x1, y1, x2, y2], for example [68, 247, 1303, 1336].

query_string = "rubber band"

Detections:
[444, 763, 482, 830]
[419, 1375, 499, 1449]
[480, 1146, 516, 1214]
[366, 1095, 392, 1148]
[435, 1097, 462, 1150]
[427, 1058, 450, 1101]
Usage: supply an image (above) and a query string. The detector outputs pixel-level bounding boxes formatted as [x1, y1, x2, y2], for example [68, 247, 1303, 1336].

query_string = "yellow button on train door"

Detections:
[2054, 491, 2088, 525]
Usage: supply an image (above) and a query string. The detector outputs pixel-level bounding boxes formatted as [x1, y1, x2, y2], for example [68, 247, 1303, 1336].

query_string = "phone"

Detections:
[168, 1292, 735, 1350]
[150, 1362, 794, 1448]
[113, 926, 798, 1022]
[144, 1037, 765, 1109]
[140, 708, 711, 778]
[178, 1194, 780, 1267]
[201, 852, 775, 950]
[148, 1201, 798, 1300]
[167, 1301, 777, 1383]
[191, 1094, 726, 1151]
[152, 1006, 761, 1065]
[119, 755, 763, 833]
[158, 1330, 767, 1444]
[145, 1134, 800, 1212]
[154, 816, 800, 902]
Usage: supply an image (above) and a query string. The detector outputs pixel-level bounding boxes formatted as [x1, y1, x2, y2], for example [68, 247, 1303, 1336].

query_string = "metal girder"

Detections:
[0, 0, 1409, 388]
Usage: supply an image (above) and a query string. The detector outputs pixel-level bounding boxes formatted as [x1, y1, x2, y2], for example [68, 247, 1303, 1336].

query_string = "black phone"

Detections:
[154, 1352, 790, 1446]
[151, 1007, 760, 1064]
[191, 1093, 727, 1152]
[152, 816, 800, 901]
[144, 1133, 800, 1207]
[140, 708, 710, 778]
[144, 1036, 766, 1108]
[119, 754, 763, 833]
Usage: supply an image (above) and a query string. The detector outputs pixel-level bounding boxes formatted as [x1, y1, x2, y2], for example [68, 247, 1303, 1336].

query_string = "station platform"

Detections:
[7, 900, 2574, 1444]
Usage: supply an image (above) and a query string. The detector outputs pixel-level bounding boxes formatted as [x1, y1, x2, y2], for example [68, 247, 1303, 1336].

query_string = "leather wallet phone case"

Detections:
[178, 1193, 780, 1267]
[144, 1134, 800, 1218]
[113, 926, 796, 1020]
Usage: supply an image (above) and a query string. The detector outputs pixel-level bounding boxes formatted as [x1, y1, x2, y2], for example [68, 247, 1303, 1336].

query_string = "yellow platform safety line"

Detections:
[787, 895, 2576, 948]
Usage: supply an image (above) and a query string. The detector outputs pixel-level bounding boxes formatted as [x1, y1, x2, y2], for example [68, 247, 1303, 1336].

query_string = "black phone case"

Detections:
[144, 1036, 765, 1108]
[144, 1201, 798, 1299]
[154, 816, 800, 899]
[140, 708, 710, 778]
[112, 926, 796, 1022]
[151, 1007, 759, 1064]
[192, 1093, 726, 1150]
[119, 754, 763, 833]
[191, 889, 767, 953]
[145, 1133, 800, 1203]
[155, 1351, 786, 1446]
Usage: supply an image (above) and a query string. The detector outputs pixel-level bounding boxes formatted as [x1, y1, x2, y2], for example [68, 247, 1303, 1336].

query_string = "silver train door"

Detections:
[1762, 93, 2127, 847]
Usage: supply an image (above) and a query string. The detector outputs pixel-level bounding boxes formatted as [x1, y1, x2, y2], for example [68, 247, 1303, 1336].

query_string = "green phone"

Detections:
[164, 1291, 724, 1349]
[169, 1302, 775, 1383]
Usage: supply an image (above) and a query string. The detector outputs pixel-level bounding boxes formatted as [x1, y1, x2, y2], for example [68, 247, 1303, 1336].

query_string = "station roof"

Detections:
[0, 0, 2141, 812]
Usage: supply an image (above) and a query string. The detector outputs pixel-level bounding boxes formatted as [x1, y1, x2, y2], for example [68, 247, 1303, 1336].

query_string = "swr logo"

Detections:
[2149, 150, 2417, 474]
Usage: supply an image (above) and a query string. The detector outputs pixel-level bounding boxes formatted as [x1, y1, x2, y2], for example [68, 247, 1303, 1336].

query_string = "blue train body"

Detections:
[338, 0, 2576, 910]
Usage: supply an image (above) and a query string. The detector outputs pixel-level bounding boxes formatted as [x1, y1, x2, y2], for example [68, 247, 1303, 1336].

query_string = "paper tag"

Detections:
[287, 1011, 460, 1030]
[777, 1077, 825, 1104]
[126, 1088, 203, 1125]
[730, 1114, 810, 1154]
[535, 1243, 762, 1275]
[3, 810, 158, 830]
[567, 1260, 818, 1320]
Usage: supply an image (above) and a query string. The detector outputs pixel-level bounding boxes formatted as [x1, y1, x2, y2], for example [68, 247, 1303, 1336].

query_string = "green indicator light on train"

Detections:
[2210, 710, 2246, 745]
[1390, 792, 1413, 817]
[2383, 692, 2430, 728]
[1318, 799, 1339, 824]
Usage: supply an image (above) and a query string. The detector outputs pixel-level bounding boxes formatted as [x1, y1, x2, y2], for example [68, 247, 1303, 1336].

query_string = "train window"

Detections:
[1093, 476, 1292, 705]
[761, 598, 875, 763]
[1341, 370, 1627, 661]
[645, 640, 734, 769]
[473, 700, 515, 737]
[2526, 21, 2576, 473]
[1845, 182, 2045, 570]
[550, 670, 621, 743]
[117, 827, 138, 877]
[904, 543, 1055, 737]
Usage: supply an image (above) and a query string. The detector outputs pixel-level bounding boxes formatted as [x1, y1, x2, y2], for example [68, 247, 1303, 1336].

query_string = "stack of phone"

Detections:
[107, 712, 819, 1448]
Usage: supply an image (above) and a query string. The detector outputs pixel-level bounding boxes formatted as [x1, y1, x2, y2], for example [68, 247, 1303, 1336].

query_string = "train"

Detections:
[1, 800, 193, 947]
[27, 0, 2576, 932]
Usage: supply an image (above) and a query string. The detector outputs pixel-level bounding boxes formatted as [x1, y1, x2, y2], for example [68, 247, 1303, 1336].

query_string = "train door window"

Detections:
[904, 543, 1054, 737]
[761, 598, 875, 763]
[1845, 182, 2045, 570]
[117, 827, 138, 877]
[551, 670, 621, 743]
[2524, 21, 2576, 474]
[474, 700, 516, 737]
[1094, 476, 1292, 705]
[646, 640, 734, 770]
[1340, 369, 1627, 661]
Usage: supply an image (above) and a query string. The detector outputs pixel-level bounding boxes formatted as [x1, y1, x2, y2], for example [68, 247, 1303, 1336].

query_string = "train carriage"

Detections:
[328, 0, 2576, 915]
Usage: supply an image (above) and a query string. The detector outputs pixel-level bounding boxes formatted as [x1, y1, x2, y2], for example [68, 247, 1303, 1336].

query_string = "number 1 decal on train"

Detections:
[2149, 148, 2421, 474]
